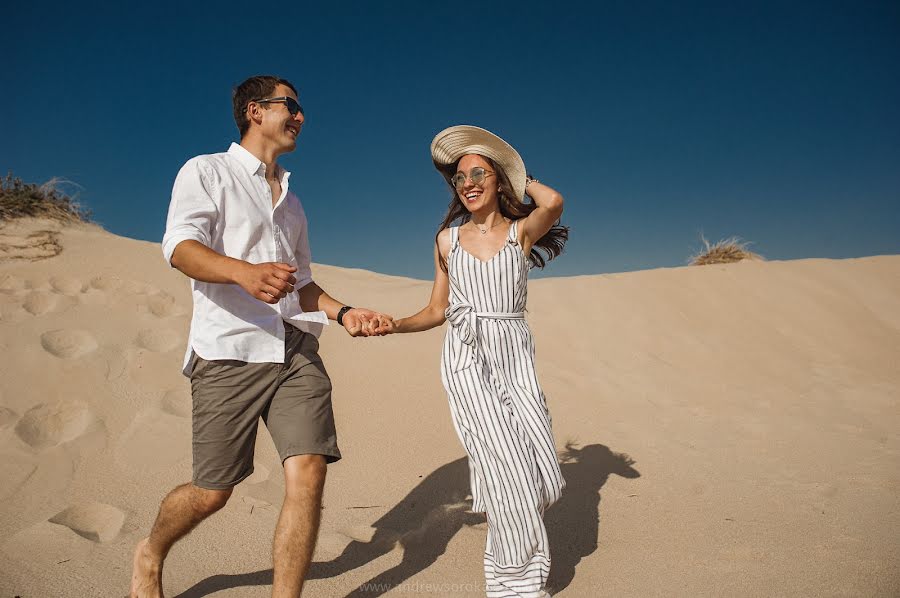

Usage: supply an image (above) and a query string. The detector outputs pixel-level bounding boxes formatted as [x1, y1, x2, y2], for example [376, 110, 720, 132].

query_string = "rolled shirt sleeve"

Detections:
[162, 158, 219, 265]
[292, 201, 314, 290]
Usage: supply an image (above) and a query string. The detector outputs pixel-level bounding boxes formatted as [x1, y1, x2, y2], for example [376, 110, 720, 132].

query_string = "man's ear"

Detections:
[246, 101, 265, 128]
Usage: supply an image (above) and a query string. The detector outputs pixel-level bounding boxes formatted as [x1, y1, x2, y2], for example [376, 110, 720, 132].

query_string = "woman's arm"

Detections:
[518, 179, 564, 253]
[379, 232, 451, 334]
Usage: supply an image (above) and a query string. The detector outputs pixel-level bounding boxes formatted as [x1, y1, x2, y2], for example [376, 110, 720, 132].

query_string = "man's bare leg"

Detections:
[272, 455, 327, 598]
[130, 483, 233, 598]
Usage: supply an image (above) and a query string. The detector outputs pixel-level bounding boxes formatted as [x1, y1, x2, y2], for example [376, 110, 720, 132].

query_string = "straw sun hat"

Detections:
[430, 125, 527, 201]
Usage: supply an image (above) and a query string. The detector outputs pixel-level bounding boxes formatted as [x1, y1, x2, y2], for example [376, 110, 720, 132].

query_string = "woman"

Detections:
[377, 125, 568, 597]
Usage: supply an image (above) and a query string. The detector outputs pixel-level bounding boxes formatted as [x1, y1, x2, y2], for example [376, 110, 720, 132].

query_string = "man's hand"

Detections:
[233, 262, 297, 304]
[342, 308, 394, 337]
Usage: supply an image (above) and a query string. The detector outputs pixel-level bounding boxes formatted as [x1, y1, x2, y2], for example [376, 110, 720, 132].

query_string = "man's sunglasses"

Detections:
[245, 96, 304, 118]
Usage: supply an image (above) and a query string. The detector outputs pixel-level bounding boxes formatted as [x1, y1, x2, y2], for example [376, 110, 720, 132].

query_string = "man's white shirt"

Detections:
[162, 143, 327, 374]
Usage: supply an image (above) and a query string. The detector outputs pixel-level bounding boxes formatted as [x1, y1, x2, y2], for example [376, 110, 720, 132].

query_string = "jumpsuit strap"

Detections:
[507, 220, 519, 245]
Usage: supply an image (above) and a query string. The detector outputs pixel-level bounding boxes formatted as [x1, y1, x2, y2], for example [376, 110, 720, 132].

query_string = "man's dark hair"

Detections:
[232, 75, 298, 138]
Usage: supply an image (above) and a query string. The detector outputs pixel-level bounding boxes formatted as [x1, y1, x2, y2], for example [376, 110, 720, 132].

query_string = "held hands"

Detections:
[342, 308, 395, 337]
[234, 262, 297, 304]
[372, 314, 398, 335]
[232, 262, 395, 337]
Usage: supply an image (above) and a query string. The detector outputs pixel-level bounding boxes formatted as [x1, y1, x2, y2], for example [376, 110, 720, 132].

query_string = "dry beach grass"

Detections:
[0, 175, 90, 262]
[690, 235, 764, 266]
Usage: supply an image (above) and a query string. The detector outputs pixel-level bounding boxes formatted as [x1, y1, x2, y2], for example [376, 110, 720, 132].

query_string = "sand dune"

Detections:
[0, 218, 898, 597]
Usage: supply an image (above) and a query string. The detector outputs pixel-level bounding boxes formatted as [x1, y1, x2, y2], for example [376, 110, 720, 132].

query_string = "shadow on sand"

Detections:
[175, 443, 639, 597]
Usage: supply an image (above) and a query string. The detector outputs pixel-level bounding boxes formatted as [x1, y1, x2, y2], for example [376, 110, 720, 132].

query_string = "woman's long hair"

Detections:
[434, 156, 569, 273]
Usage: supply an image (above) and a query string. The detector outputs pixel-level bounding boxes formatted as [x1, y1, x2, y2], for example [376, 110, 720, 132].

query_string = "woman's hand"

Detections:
[372, 314, 399, 335]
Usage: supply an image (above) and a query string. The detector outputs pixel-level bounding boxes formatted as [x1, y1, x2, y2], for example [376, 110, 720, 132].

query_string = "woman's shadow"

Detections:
[545, 443, 640, 594]
[175, 442, 639, 597]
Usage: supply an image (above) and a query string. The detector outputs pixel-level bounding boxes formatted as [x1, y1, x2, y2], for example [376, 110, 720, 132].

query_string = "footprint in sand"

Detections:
[89, 275, 123, 291]
[315, 532, 355, 558]
[14, 400, 96, 450]
[49, 276, 83, 295]
[160, 388, 191, 418]
[40, 329, 98, 359]
[243, 477, 287, 507]
[340, 525, 380, 543]
[136, 328, 181, 352]
[123, 280, 157, 295]
[244, 460, 271, 485]
[2, 520, 94, 571]
[49, 502, 125, 543]
[147, 292, 187, 318]
[315, 526, 393, 559]
[116, 408, 189, 472]
[23, 291, 58, 315]
[0, 274, 28, 292]
[105, 348, 128, 381]
[241, 495, 274, 515]
[239, 461, 276, 510]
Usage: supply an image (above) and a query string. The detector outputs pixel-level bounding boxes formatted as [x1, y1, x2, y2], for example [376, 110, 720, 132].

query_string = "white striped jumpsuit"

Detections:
[441, 221, 565, 597]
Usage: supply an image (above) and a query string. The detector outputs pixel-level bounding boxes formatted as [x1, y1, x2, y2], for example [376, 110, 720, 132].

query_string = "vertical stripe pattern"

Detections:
[440, 222, 565, 598]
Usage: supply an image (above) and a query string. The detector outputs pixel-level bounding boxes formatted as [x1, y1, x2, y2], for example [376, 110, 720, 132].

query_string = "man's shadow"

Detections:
[175, 443, 639, 598]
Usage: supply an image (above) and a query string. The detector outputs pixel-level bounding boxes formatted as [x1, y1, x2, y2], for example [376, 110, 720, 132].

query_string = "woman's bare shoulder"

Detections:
[436, 227, 453, 257]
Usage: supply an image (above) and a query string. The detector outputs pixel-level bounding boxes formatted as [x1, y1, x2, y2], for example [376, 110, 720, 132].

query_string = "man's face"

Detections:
[257, 83, 304, 152]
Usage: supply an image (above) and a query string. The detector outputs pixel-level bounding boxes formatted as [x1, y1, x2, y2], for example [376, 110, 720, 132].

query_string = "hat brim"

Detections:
[430, 125, 527, 201]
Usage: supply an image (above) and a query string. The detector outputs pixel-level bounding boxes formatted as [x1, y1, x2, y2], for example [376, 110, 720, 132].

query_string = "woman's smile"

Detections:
[464, 190, 483, 203]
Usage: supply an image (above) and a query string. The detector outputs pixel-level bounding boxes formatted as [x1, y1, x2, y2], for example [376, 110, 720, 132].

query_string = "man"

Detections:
[130, 75, 389, 598]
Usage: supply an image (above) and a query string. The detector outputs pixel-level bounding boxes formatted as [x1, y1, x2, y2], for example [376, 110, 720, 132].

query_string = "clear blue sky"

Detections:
[4, 0, 899, 279]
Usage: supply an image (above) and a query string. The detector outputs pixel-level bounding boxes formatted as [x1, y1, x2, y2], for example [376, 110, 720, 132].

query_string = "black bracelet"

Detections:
[336, 305, 353, 325]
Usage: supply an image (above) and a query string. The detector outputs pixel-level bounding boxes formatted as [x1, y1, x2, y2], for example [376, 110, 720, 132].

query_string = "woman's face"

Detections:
[454, 154, 499, 213]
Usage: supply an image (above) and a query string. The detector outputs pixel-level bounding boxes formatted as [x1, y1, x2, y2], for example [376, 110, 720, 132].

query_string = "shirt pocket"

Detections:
[221, 220, 267, 261]
[279, 210, 304, 254]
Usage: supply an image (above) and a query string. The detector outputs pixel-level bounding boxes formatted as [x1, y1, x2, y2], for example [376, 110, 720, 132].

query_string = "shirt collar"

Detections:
[227, 142, 291, 183]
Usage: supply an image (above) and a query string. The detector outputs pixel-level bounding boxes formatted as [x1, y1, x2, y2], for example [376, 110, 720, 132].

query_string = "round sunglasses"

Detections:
[451, 167, 495, 190]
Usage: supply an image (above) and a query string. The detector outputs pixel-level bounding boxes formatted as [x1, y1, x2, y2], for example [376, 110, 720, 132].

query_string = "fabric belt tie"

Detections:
[445, 302, 525, 371]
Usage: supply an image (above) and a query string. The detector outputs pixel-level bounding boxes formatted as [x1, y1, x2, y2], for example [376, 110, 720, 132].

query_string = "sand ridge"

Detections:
[0, 218, 898, 597]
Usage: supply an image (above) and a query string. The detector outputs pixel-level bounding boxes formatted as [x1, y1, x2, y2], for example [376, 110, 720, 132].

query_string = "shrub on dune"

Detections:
[1, 173, 90, 223]
[690, 235, 763, 266]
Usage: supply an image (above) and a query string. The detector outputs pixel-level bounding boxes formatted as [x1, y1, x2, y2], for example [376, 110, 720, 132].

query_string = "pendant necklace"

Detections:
[473, 219, 506, 235]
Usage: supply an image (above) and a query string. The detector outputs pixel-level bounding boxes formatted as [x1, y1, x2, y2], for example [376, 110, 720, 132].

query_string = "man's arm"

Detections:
[297, 281, 389, 337]
[162, 159, 297, 304]
[171, 240, 297, 305]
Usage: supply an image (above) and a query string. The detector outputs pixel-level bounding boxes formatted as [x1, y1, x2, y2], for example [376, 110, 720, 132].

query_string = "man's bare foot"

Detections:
[130, 538, 164, 598]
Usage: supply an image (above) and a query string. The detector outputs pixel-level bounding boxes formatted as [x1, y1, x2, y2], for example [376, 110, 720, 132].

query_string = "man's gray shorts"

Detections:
[189, 326, 341, 490]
